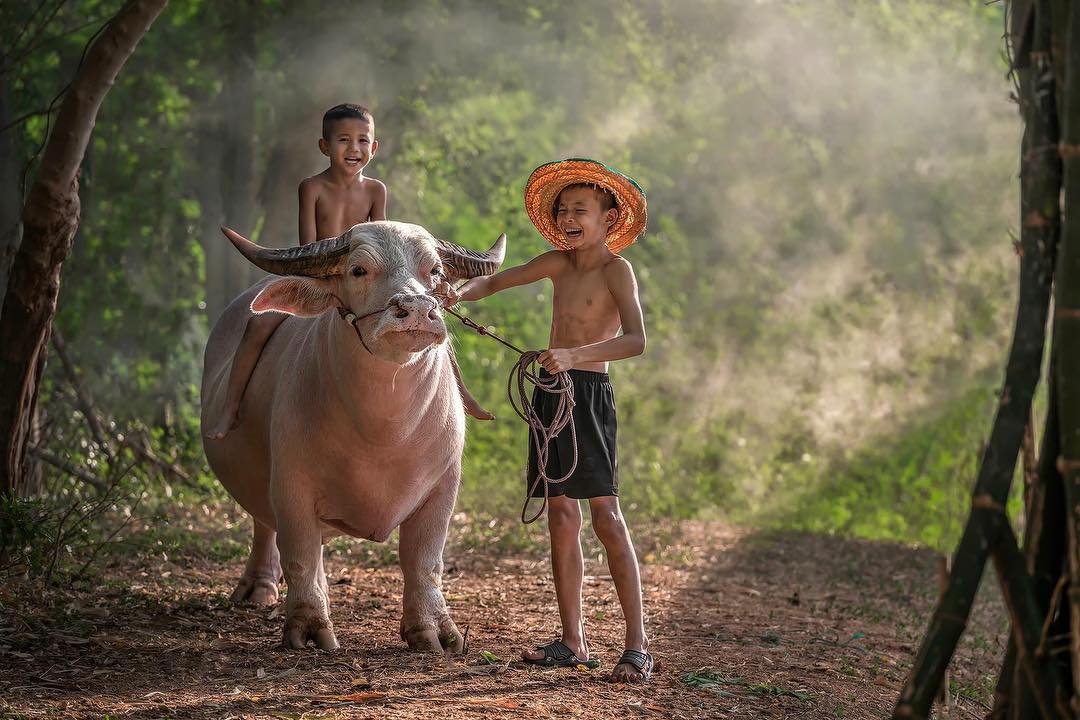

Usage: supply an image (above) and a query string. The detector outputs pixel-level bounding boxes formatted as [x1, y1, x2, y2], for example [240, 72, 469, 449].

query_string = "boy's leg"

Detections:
[522, 495, 589, 662]
[205, 313, 285, 439]
[447, 344, 493, 420]
[589, 496, 649, 682]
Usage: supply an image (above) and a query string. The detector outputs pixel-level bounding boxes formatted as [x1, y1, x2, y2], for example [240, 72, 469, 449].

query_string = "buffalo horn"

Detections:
[221, 227, 351, 277]
[436, 233, 507, 280]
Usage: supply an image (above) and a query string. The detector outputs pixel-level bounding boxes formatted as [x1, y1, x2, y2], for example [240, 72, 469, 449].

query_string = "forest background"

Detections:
[0, 0, 1019, 556]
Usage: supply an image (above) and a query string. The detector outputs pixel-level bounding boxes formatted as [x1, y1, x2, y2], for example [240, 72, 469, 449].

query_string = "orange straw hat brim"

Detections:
[523, 158, 647, 254]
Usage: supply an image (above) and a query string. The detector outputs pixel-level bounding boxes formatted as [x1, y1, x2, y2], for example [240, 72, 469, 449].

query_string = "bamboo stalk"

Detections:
[1013, 379, 1069, 718]
[1054, 0, 1080, 710]
[937, 556, 954, 717]
[989, 519, 1069, 717]
[893, 1, 1062, 715]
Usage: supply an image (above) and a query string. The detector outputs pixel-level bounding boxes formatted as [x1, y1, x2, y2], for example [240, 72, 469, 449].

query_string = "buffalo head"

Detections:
[221, 221, 506, 365]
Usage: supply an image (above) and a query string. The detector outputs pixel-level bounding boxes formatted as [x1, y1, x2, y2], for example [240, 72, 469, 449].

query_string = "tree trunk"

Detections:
[1054, 0, 1080, 709]
[201, 0, 260, 323]
[0, 0, 169, 496]
[0, 75, 22, 316]
[258, 121, 312, 250]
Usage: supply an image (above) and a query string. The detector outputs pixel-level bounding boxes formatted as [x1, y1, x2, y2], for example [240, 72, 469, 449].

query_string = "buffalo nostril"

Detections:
[394, 308, 409, 319]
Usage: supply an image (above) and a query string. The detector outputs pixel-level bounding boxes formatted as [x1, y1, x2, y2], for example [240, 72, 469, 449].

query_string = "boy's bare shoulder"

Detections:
[602, 255, 636, 281]
[363, 176, 387, 197]
[299, 171, 331, 193]
[538, 249, 573, 272]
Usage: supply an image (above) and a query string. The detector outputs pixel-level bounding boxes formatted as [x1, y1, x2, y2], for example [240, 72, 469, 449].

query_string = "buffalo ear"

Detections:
[251, 277, 338, 317]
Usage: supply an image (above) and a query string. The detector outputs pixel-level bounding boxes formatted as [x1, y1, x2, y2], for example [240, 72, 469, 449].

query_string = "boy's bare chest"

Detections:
[551, 270, 619, 337]
[316, 185, 374, 237]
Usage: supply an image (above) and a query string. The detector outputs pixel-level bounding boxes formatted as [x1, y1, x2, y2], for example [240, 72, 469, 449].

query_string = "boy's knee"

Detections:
[547, 500, 582, 531]
[590, 507, 626, 541]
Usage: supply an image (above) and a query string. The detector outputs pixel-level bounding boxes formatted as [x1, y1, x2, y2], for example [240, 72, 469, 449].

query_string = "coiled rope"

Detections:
[338, 297, 578, 524]
[440, 305, 577, 524]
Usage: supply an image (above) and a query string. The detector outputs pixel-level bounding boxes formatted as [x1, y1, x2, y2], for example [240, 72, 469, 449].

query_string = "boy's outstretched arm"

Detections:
[298, 179, 318, 245]
[538, 258, 646, 373]
[446, 251, 566, 303]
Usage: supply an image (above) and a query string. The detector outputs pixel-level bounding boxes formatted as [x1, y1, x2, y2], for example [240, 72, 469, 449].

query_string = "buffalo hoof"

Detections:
[402, 614, 463, 654]
[230, 574, 281, 607]
[282, 602, 338, 651]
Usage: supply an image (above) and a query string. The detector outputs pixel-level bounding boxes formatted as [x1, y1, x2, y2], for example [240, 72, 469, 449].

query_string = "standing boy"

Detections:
[441, 159, 652, 683]
[206, 103, 489, 439]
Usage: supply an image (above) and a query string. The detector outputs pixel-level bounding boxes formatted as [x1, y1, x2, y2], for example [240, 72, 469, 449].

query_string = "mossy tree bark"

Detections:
[0, 0, 169, 496]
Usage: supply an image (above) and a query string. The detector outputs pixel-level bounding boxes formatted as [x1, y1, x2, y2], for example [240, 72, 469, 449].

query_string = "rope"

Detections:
[440, 305, 577, 524]
[337, 295, 579, 524]
[337, 305, 388, 355]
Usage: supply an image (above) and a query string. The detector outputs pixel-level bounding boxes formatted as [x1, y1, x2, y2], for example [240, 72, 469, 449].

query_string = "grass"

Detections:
[681, 667, 817, 701]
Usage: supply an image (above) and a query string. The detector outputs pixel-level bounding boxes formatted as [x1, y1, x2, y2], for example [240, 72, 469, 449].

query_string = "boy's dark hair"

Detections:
[322, 104, 374, 139]
[552, 183, 617, 219]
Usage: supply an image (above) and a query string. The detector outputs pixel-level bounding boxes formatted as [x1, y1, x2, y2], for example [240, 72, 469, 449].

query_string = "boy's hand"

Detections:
[538, 348, 578, 374]
[433, 281, 460, 307]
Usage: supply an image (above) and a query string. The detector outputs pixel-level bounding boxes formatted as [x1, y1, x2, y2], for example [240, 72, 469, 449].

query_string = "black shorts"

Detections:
[526, 369, 618, 499]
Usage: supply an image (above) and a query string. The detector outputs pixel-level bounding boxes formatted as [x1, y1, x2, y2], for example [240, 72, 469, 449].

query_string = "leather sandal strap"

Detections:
[537, 640, 575, 662]
[617, 649, 651, 672]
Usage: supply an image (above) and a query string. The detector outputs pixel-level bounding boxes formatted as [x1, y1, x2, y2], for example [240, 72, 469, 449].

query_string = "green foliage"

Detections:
[3, 0, 1022, 549]
[0, 494, 57, 576]
[760, 384, 1014, 552]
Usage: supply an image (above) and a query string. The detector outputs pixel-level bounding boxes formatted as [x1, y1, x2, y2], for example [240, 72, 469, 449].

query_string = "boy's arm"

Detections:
[369, 180, 387, 221]
[447, 251, 566, 303]
[298, 178, 318, 245]
[538, 258, 646, 373]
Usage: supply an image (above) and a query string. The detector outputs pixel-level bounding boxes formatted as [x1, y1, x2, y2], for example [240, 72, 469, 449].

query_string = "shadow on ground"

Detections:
[0, 521, 1007, 719]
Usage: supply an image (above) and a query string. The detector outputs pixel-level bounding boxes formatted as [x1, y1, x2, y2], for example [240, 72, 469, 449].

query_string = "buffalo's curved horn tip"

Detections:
[221, 226, 351, 277]
[437, 232, 508, 280]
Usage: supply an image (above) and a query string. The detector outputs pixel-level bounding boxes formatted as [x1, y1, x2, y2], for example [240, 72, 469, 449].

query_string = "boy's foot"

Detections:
[522, 639, 599, 669]
[611, 649, 653, 683]
[204, 409, 241, 440]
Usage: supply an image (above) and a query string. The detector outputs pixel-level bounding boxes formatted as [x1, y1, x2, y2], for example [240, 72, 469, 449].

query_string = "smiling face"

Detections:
[319, 117, 378, 176]
[553, 185, 618, 250]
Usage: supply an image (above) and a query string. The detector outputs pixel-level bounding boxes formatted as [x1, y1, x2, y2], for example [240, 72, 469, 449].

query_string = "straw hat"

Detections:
[524, 158, 647, 254]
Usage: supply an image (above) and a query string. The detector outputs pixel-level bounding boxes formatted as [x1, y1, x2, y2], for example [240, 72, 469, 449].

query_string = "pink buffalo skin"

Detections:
[201, 221, 494, 652]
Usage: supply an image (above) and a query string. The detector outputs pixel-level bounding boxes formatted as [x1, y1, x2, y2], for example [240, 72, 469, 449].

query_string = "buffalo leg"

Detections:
[275, 492, 338, 651]
[398, 471, 463, 653]
[230, 516, 282, 606]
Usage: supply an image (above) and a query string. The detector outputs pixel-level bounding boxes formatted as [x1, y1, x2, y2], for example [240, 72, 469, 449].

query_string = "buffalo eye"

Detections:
[351, 266, 367, 278]
[431, 265, 443, 277]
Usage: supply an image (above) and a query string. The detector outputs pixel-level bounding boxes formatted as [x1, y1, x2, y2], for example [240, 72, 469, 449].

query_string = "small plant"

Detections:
[681, 667, 816, 701]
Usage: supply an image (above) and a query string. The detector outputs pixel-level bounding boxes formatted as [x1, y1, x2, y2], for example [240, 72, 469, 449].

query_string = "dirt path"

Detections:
[0, 521, 1006, 719]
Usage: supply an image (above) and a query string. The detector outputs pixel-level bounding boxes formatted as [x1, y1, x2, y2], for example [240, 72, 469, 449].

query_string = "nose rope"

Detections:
[437, 300, 577, 525]
[339, 293, 579, 525]
[336, 305, 389, 355]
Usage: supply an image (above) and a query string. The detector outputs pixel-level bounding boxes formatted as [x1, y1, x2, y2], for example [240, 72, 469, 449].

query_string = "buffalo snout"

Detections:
[389, 293, 439, 321]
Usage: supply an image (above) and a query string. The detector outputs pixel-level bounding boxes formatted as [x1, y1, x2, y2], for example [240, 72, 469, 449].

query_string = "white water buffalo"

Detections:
[201, 221, 505, 651]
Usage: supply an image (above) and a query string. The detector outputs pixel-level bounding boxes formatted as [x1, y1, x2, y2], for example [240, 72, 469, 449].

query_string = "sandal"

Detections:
[524, 640, 600, 669]
[612, 649, 654, 682]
